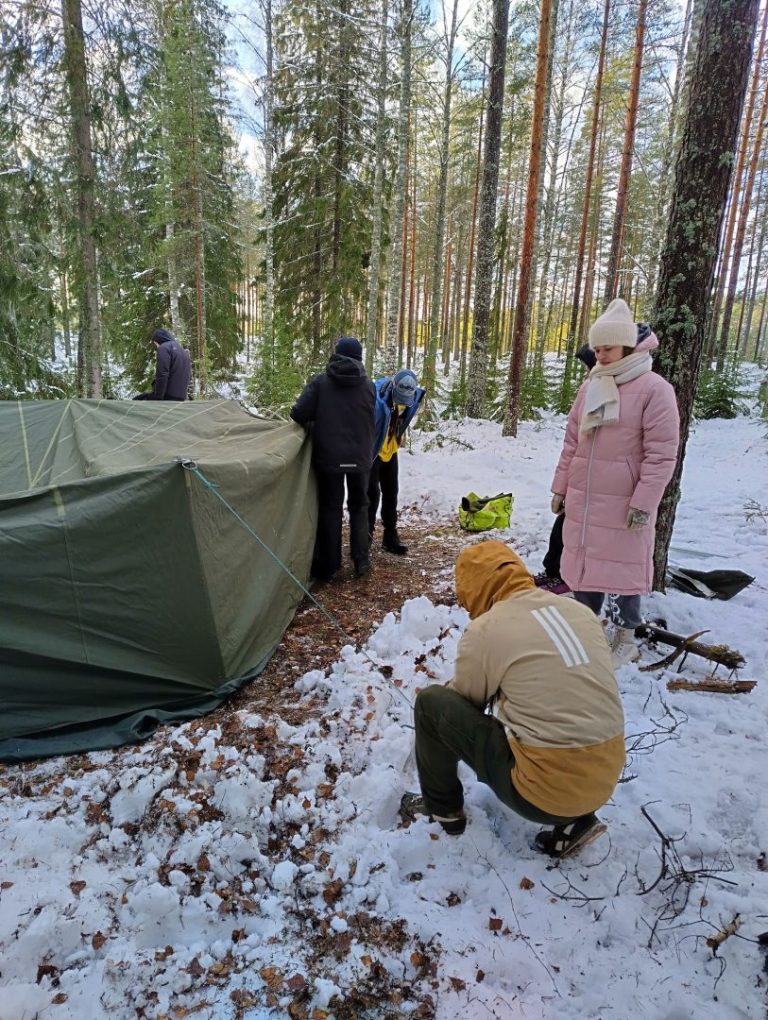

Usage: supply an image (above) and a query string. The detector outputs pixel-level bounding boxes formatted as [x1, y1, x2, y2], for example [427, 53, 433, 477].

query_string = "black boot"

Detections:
[382, 528, 408, 555]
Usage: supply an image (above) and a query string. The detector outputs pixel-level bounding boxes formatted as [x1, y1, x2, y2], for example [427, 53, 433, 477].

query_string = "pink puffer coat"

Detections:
[551, 366, 679, 596]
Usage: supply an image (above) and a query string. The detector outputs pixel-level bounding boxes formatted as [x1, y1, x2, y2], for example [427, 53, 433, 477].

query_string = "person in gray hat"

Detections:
[369, 368, 426, 555]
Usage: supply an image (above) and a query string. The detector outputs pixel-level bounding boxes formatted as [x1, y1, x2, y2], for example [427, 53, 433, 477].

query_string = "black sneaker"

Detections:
[534, 813, 606, 859]
[399, 792, 466, 835]
[382, 528, 408, 555]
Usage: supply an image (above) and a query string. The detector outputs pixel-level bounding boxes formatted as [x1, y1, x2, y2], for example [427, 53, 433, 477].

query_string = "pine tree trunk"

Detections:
[465, 0, 511, 418]
[560, 0, 610, 406]
[534, 0, 576, 372]
[459, 105, 485, 378]
[652, 0, 760, 590]
[61, 0, 102, 398]
[189, 103, 207, 396]
[406, 141, 418, 369]
[262, 0, 275, 367]
[500, 0, 553, 435]
[603, 0, 648, 303]
[647, 0, 694, 314]
[385, 0, 412, 372]
[706, 2, 768, 356]
[365, 0, 389, 370]
[423, 0, 459, 402]
[60, 270, 72, 359]
[716, 61, 768, 367]
[398, 159, 410, 367]
[741, 170, 768, 356]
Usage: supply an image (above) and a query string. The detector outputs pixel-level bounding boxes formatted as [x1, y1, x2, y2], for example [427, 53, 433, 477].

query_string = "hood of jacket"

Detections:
[455, 540, 536, 620]
[326, 353, 369, 387]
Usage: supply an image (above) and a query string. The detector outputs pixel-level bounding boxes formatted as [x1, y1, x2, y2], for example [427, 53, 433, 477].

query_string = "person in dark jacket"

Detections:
[535, 344, 596, 593]
[134, 328, 192, 401]
[290, 336, 376, 581]
[369, 369, 425, 555]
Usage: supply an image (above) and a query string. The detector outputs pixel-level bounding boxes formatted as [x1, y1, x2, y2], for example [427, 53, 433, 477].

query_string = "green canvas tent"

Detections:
[0, 399, 316, 761]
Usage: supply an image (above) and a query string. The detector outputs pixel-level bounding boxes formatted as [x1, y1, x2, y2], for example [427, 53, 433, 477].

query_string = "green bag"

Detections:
[458, 491, 514, 532]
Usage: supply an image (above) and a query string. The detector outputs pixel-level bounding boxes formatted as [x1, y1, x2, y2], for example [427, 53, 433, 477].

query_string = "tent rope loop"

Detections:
[181, 460, 414, 712]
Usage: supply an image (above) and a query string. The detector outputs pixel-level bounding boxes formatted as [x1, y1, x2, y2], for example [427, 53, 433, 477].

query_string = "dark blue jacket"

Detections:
[290, 354, 375, 473]
[152, 338, 192, 400]
[373, 376, 426, 461]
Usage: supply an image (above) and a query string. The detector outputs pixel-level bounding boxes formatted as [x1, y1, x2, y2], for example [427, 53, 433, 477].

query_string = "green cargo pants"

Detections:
[414, 685, 576, 825]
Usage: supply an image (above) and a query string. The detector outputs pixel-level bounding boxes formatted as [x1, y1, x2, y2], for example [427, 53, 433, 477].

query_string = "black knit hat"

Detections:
[576, 343, 596, 370]
[335, 336, 363, 361]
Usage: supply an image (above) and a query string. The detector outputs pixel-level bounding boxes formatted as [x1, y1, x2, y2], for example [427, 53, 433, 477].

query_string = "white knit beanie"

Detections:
[588, 298, 637, 349]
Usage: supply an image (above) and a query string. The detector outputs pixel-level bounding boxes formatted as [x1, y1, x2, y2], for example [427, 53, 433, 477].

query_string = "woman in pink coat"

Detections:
[551, 299, 680, 665]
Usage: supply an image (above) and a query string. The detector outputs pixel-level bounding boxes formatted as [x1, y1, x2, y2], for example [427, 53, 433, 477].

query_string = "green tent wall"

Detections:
[0, 399, 316, 760]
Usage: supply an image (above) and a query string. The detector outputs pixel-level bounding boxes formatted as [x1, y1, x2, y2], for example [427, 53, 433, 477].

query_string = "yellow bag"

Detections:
[458, 492, 514, 532]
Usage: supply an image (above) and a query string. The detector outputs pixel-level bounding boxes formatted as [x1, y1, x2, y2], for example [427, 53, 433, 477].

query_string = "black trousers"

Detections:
[313, 470, 370, 578]
[367, 453, 398, 534]
[542, 512, 565, 577]
[414, 685, 576, 825]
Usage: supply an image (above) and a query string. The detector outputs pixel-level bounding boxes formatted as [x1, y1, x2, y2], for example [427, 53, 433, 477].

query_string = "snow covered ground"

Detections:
[1, 407, 766, 1020]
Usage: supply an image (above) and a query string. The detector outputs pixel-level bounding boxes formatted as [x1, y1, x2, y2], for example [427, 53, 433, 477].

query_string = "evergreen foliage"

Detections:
[271, 0, 380, 376]
[694, 360, 749, 420]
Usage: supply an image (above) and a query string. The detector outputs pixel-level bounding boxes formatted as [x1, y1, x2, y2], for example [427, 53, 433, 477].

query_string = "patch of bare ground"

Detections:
[221, 507, 470, 724]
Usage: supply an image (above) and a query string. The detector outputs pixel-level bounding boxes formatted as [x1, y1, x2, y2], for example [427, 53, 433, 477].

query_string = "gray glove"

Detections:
[551, 493, 565, 515]
[626, 507, 651, 530]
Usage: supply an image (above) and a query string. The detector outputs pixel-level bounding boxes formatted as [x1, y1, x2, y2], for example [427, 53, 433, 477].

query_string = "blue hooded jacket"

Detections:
[372, 375, 426, 461]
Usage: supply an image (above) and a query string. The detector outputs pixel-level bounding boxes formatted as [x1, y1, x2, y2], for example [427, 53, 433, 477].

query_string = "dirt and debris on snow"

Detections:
[1, 412, 767, 1020]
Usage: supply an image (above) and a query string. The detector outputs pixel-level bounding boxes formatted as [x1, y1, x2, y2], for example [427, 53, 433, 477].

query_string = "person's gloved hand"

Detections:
[626, 507, 650, 530]
[551, 493, 565, 515]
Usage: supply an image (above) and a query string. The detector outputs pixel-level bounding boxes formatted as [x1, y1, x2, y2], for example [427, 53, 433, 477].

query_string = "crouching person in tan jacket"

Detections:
[400, 540, 625, 858]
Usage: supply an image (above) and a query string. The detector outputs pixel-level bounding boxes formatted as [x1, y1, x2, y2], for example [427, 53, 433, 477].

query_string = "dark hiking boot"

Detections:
[311, 565, 337, 584]
[382, 528, 408, 555]
[534, 813, 607, 859]
[399, 792, 466, 836]
[354, 558, 371, 578]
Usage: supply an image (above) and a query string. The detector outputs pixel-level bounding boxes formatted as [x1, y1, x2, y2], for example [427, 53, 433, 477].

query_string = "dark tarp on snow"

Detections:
[0, 399, 316, 761]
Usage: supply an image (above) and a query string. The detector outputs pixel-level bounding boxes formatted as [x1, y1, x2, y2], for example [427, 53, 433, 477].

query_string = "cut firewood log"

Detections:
[635, 625, 746, 671]
[666, 678, 757, 694]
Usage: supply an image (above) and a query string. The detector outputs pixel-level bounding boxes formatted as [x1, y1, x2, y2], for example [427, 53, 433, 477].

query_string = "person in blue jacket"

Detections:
[369, 369, 425, 555]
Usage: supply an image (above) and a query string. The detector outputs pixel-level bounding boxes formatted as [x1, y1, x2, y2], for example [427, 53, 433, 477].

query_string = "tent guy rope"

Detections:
[180, 459, 415, 713]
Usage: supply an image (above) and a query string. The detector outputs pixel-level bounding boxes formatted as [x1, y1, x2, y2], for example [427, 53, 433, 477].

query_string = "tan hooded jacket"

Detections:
[452, 541, 625, 817]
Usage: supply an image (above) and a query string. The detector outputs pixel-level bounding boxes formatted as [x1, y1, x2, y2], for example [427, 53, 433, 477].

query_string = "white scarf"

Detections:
[580, 349, 652, 434]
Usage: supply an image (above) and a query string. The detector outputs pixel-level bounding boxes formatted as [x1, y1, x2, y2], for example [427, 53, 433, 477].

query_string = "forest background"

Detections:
[2, 0, 768, 577]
